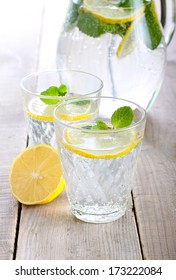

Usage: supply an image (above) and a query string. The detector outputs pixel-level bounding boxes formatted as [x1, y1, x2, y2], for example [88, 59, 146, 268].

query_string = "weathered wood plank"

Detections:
[17, 193, 142, 260]
[16, 0, 142, 260]
[0, 0, 44, 259]
[133, 33, 176, 259]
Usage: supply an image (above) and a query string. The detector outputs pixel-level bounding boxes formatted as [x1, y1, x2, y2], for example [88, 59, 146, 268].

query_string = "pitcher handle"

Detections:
[160, 0, 175, 45]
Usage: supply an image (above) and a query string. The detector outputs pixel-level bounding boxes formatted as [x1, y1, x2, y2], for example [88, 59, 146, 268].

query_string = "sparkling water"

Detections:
[57, 29, 165, 110]
[59, 143, 141, 223]
[27, 116, 56, 146]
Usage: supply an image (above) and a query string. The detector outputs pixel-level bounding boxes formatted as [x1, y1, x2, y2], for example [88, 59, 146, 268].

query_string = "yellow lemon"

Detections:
[9, 144, 64, 205]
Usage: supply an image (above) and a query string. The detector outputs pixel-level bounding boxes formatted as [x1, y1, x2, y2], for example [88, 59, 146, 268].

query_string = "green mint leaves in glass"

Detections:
[21, 70, 103, 146]
[40, 84, 67, 105]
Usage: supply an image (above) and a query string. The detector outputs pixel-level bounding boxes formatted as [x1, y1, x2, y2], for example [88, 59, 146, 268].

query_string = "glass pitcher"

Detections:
[56, 0, 175, 110]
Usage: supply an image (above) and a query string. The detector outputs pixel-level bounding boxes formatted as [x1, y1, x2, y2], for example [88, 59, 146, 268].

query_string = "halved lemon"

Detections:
[63, 123, 140, 159]
[82, 0, 145, 24]
[9, 144, 64, 205]
[56, 100, 93, 121]
[26, 98, 60, 122]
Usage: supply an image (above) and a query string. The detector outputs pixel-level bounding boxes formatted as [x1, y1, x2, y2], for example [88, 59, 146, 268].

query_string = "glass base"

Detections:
[71, 208, 126, 224]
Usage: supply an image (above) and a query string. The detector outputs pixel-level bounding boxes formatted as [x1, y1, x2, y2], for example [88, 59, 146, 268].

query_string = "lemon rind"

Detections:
[57, 113, 93, 121]
[37, 176, 65, 205]
[26, 111, 54, 122]
[63, 139, 140, 159]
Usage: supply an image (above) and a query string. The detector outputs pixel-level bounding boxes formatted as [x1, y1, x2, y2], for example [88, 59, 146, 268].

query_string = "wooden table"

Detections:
[0, 0, 176, 260]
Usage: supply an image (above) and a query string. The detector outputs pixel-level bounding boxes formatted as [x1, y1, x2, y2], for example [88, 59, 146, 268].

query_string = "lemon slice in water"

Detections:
[26, 98, 58, 122]
[116, 19, 139, 58]
[56, 100, 93, 121]
[115, 5, 146, 58]
[63, 123, 140, 159]
[82, 0, 145, 24]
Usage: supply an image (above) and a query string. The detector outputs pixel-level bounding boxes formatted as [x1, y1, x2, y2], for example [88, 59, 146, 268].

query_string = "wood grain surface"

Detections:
[133, 34, 176, 259]
[16, 195, 142, 260]
[0, 0, 44, 259]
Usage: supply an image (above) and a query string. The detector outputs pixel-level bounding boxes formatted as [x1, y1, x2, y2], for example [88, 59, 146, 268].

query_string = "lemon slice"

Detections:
[63, 123, 140, 159]
[83, 0, 145, 24]
[116, 10, 145, 58]
[9, 144, 64, 205]
[56, 101, 93, 121]
[116, 20, 137, 58]
[26, 98, 59, 122]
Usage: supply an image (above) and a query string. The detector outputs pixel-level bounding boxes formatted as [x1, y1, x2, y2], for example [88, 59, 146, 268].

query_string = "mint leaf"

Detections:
[102, 21, 130, 37]
[138, 2, 162, 50]
[77, 12, 130, 38]
[40, 84, 67, 105]
[77, 12, 105, 37]
[91, 120, 109, 130]
[111, 106, 134, 128]
[58, 84, 67, 96]
[83, 120, 109, 130]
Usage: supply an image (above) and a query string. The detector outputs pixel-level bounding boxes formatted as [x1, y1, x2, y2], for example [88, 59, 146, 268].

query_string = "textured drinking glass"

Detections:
[54, 96, 146, 223]
[21, 70, 103, 146]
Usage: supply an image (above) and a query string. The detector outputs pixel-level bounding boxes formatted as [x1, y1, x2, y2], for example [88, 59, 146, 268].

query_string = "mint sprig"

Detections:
[40, 84, 67, 105]
[84, 106, 134, 130]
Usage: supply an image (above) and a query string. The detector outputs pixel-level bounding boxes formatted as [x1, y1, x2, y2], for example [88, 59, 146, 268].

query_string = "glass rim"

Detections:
[54, 96, 146, 134]
[20, 69, 103, 98]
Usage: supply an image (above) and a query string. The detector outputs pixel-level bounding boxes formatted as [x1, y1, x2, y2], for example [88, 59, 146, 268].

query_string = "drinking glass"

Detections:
[21, 70, 103, 146]
[54, 96, 146, 223]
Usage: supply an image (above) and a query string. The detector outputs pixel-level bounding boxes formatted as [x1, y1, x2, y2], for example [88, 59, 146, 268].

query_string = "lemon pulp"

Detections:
[63, 122, 140, 159]
[9, 144, 64, 205]
[83, 0, 145, 24]
[55, 100, 93, 121]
